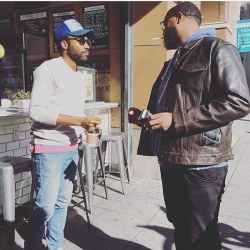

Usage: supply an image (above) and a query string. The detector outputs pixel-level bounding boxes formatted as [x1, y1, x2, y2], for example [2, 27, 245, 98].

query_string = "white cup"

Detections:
[1, 98, 12, 107]
[86, 127, 102, 145]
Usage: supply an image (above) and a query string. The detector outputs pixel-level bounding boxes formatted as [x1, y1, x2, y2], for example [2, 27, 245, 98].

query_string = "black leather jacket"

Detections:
[137, 37, 250, 165]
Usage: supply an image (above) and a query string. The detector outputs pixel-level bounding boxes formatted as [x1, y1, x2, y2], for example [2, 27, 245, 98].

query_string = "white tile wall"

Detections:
[0, 117, 32, 214]
[0, 107, 115, 215]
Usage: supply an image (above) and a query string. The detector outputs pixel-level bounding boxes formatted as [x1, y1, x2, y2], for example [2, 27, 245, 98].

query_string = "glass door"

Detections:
[0, 48, 26, 92]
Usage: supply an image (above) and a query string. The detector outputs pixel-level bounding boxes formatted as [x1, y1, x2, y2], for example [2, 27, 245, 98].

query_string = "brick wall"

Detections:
[0, 116, 33, 214]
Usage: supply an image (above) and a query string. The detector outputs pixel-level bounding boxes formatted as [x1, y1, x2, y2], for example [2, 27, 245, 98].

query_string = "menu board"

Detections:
[52, 10, 75, 52]
[0, 18, 12, 35]
[19, 12, 48, 37]
[83, 5, 108, 50]
[77, 66, 96, 102]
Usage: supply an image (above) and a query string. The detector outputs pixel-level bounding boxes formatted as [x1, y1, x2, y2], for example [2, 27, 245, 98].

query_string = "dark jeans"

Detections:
[160, 165, 228, 250]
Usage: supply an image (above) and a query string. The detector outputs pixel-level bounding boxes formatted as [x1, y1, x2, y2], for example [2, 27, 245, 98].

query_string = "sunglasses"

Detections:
[160, 15, 176, 29]
[160, 14, 204, 29]
[66, 37, 92, 46]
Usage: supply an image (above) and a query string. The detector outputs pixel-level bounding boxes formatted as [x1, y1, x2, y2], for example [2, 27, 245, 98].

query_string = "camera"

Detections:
[128, 107, 152, 127]
[128, 107, 152, 126]
[138, 109, 152, 121]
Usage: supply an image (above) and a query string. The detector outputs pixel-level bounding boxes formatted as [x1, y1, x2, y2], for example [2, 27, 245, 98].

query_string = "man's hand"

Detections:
[56, 114, 102, 129]
[81, 116, 102, 131]
[128, 107, 144, 127]
[148, 112, 173, 131]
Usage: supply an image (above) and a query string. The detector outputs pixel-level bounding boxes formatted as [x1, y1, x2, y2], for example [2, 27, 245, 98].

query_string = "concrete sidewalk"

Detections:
[1, 114, 250, 250]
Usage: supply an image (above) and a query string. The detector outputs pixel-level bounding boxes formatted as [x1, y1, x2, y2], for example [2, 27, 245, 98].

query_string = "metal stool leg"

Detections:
[101, 141, 109, 172]
[116, 137, 127, 194]
[93, 149, 99, 190]
[29, 166, 36, 217]
[83, 144, 94, 213]
[77, 157, 91, 225]
[0, 163, 15, 250]
[122, 138, 130, 183]
[97, 144, 108, 199]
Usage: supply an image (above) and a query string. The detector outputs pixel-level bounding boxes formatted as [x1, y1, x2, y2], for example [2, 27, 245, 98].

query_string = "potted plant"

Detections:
[11, 89, 31, 109]
[1, 88, 14, 107]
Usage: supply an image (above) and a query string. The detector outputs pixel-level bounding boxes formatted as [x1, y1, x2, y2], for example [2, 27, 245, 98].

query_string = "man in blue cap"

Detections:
[24, 19, 101, 250]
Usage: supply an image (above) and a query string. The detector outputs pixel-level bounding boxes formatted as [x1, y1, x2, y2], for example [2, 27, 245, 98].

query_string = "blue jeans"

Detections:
[160, 165, 228, 250]
[24, 150, 78, 250]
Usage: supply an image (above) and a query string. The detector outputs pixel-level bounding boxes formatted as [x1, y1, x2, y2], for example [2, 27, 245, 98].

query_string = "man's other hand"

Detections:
[148, 112, 173, 131]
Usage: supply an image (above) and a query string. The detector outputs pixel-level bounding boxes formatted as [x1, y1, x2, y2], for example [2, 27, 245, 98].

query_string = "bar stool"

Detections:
[101, 132, 130, 194]
[0, 156, 35, 250]
[78, 140, 108, 213]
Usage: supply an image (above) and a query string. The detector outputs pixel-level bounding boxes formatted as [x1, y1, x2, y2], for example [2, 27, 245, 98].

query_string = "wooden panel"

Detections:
[133, 2, 167, 46]
[108, 2, 121, 128]
[201, 2, 222, 23]
[133, 46, 167, 110]
[132, 2, 171, 110]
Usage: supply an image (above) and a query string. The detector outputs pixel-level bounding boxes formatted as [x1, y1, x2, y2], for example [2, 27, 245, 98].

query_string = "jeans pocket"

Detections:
[186, 168, 220, 186]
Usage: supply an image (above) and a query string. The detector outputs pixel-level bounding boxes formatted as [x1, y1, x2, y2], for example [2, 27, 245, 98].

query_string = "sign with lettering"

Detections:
[237, 19, 250, 53]
[19, 12, 48, 37]
[0, 18, 12, 35]
[83, 5, 108, 50]
[52, 10, 75, 52]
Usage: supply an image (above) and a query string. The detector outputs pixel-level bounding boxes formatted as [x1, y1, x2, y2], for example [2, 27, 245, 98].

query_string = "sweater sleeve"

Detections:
[29, 65, 60, 125]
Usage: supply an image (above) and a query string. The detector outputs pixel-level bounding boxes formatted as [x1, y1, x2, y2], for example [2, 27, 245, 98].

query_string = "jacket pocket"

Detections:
[180, 63, 208, 72]
[175, 62, 209, 108]
[203, 128, 222, 146]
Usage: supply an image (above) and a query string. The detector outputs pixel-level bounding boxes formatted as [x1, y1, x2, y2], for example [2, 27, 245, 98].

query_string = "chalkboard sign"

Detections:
[83, 5, 108, 50]
[0, 18, 12, 35]
[52, 10, 75, 52]
[19, 12, 48, 37]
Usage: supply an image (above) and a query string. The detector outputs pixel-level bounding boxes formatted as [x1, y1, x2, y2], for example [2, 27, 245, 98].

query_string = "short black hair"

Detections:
[55, 39, 64, 54]
[55, 35, 69, 54]
[165, 1, 203, 25]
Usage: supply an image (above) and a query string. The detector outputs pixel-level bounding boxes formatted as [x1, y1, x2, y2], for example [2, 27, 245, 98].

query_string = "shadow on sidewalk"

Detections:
[64, 207, 151, 250]
[0, 227, 23, 250]
[220, 223, 250, 250]
[64, 205, 250, 250]
[138, 222, 250, 250]
[1, 210, 249, 249]
[136, 224, 175, 250]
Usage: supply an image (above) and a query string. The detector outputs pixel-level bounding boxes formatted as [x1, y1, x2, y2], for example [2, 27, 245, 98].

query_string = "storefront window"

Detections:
[239, 2, 250, 89]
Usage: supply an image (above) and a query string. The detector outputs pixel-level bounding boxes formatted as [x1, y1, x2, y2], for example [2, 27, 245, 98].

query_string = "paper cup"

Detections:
[86, 127, 102, 145]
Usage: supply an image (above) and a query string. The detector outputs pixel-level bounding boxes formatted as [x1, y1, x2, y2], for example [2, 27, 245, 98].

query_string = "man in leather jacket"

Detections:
[128, 2, 250, 250]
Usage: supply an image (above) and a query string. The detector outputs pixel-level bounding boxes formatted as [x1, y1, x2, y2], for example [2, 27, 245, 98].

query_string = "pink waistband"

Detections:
[29, 143, 79, 154]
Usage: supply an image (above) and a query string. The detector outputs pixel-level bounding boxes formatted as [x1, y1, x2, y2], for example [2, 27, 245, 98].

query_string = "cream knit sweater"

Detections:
[29, 57, 86, 145]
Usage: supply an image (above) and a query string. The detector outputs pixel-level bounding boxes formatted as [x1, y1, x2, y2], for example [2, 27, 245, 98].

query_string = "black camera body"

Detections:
[137, 109, 152, 123]
[128, 107, 152, 126]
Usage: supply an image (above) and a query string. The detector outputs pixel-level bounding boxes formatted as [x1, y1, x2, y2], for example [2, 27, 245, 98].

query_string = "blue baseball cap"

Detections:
[55, 19, 94, 42]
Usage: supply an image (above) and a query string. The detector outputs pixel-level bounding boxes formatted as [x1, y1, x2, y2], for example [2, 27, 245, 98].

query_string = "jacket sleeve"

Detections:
[173, 43, 250, 137]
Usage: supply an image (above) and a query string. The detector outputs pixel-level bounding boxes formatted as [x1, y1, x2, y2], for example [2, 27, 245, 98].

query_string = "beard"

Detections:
[163, 26, 179, 50]
[74, 56, 87, 66]
[67, 46, 88, 65]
